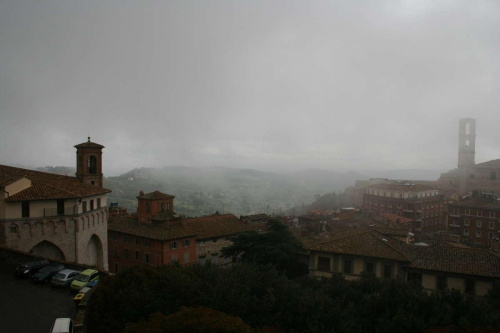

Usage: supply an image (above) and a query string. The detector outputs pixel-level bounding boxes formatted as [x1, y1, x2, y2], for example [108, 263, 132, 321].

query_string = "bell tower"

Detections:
[75, 137, 105, 187]
[458, 118, 476, 168]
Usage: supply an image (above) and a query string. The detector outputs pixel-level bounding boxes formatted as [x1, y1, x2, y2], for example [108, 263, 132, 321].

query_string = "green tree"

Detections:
[221, 219, 308, 278]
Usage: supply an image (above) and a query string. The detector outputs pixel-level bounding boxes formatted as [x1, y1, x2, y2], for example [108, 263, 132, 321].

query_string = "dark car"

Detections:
[15, 259, 50, 278]
[32, 263, 65, 284]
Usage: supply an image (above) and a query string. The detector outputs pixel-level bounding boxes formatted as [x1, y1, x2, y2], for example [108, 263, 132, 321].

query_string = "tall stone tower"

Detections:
[75, 137, 105, 187]
[458, 118, 476, 195]
[458, 118, 476, 168]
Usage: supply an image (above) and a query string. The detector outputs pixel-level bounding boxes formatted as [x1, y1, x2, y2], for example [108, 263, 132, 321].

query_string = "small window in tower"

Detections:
[88, 155, 97, 174]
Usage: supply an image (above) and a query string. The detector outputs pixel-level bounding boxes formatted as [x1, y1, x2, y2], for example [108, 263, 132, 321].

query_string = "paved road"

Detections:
[0, 261, 77, 332]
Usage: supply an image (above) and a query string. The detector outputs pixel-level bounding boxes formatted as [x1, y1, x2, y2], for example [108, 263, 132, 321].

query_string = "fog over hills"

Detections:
[29, 164, 445, 216]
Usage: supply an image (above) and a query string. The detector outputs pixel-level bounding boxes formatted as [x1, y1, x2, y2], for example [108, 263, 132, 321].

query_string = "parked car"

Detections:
[49, 318, 74, 333]
[70, 269, 99, 291]
[51, 269, 80, 288]
[32, 263, 65, 283]
[15, 259, 49, 278]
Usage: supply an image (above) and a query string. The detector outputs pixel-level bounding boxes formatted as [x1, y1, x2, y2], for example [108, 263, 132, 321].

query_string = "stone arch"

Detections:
[84, 234, 104, 269]
[46, 221, 55, 235]
[57, 220, 66, 234]
[30, 240, 65, 261]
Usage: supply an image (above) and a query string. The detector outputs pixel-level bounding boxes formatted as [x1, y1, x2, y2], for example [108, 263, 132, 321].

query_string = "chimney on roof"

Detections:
[88, 137, 91, 142]
[140, 190, 144, 196]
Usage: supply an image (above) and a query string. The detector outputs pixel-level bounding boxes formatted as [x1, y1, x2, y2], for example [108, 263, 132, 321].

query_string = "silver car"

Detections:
[51, 269, 80, 288]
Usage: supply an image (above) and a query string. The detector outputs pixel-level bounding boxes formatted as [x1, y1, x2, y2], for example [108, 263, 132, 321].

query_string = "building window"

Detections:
[144, 253, 150, 263]
[343, 259, 353, 274]
[167, 202, 171, 211]
[135, 238, 140, 245]
[183, 239, 191, 247]
[88, 155, 97, 174]
[365, 261, 375, 275]
[171, 254, 178, 262]
[124, 236, 129, 243]
[135, 251, 139, 260]
[464, 219, 470, 226]
[489, 222, 495, 229]
[388, 202, 392, 208]
[464, 229, 469, 236]
[476, 220, 482, 228]
[97, 198, 101, 208]
[82, 201, 87, 212]
[476, 230, 481, 238]
[184, 253, 190, 263]
[211, 253, 219, 264]
[465, 279, 475, 294]
[465, 209, 470, 215]
[489, 232, 494, 239]
[146, 202, 151, 213]
[124, 249, 129, 259]
[145, 240, 151, 248]
[477, 211, 482, 217]
[171, 241, 178, 249]
[407, 272, 422, 286]
[317, 256, 331, 271]
[437, 275, 447, 290]
[383, 264, 393, 278]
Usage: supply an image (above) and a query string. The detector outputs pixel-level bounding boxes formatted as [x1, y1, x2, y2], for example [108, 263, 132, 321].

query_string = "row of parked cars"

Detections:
[15, 258, 99, 291]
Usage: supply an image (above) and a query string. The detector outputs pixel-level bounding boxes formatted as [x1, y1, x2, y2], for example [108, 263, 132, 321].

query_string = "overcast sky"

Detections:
[0, 0, 498, 176]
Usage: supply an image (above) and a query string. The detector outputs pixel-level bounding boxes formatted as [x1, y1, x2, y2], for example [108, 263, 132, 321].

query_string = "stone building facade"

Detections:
[0, 138, 111, 270]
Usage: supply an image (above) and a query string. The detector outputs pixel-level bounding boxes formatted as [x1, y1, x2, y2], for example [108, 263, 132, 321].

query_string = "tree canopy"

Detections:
[221, 219, 308, 278]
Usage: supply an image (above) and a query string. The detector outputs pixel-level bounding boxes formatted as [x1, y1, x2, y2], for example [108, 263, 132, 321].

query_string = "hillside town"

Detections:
[1, 118, 499, 332]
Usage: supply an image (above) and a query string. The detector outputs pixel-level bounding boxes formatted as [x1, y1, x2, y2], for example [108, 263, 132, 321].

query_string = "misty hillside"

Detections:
[34, 164, 447, 217]
[104, 167, 366, 217]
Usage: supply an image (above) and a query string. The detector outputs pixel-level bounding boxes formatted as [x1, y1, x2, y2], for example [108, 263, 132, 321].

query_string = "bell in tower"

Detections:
[75, 137, 105, 187]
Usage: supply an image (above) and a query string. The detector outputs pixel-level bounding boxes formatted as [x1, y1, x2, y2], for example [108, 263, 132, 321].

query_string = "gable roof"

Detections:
[74, 137, 104, 148]
[307, 229, 409, 262]
[108, 213, 254, 241]
[400, 244, 500, 278]
[0, 164, 111, 201]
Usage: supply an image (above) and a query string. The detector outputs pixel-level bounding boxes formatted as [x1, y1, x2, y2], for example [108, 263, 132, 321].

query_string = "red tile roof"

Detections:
[367, 183, 438, 192]
[380, 212, 414, 225]
[475, 159, 500, 168]
[137, 191, 175, 200]
[108, 214, 254, 241]
[0, 164, 111, 201]
[74, 137, 104, 148]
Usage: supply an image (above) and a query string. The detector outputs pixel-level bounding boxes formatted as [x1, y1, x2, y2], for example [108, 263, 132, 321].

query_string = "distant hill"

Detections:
[36, 166, 75, 176]
[104, 166, 364, 217]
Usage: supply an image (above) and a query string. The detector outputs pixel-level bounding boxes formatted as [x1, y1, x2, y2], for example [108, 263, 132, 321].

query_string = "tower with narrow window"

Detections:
[75, 137, 104, 187]
[458, 118, 476, 168]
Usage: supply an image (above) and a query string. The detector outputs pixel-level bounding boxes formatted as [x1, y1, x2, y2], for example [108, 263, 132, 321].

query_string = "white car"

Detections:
[51, 269, 80, 288]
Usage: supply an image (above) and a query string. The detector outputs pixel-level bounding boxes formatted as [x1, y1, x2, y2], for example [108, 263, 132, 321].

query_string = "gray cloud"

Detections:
[0, 0, 499, 175]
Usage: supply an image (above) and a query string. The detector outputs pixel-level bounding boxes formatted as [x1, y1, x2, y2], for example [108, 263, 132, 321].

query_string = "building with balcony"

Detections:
[0, 138, 111, 270]
[447, 192, 500, 248]
[363, 182, 446, 232]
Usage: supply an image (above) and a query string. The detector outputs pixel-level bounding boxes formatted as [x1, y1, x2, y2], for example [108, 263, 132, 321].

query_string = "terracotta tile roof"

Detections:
[380, 212, 414, 225]
[400, 245, 500, 278]
[448, 198, 500, 210]
[475, 159, 500, 168]
[108, 214, 254, 241]
[367, 183, 438, 192]
[241, 213, 269, 221]
[0, 164, 111, 201]
[307, 229, 409, 262]
[137, 191, 175, 200]
[74, 137, 104, 148]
